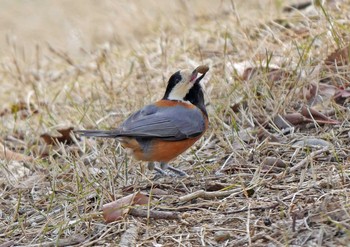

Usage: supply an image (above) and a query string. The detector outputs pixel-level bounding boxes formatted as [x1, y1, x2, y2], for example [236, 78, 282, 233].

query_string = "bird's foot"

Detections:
[148, 162, 188, 178]
[153, 167, 177, 179]
[148, 162, 173, 178]
[160, 163, 188, 177]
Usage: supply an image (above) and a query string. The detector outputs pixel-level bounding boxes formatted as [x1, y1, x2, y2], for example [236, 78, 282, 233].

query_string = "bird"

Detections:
[75, 65, 209, 176]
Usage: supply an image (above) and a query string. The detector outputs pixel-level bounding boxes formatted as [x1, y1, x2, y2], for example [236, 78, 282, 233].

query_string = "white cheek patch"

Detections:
[168, 82, 192, 101]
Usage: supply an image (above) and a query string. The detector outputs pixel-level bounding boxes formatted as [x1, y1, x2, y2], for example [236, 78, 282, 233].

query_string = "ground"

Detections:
[1, 0, 350, 246]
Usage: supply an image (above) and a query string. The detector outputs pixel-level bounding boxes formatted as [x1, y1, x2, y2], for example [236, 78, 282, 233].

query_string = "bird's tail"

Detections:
[75, 129, 120, 138]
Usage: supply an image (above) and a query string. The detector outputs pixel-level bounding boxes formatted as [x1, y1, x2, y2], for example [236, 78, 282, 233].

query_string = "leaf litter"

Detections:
[1, 1, 350, 246]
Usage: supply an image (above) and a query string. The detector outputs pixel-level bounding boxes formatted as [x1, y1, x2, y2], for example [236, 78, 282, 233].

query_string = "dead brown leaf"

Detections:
[0, 101, 40, 119]
[150, 188, 168, 196]
[325, 45, 350, 66]
[40, 127, 76, 145]
[262, 157, 287, 173]
[304, 82, 350, 106]
[300, 105, 340, 125]
[303, 82, 318, 102]
[318, 83, 339, 99]
[282, 106, 340, 126]
[282, 112, 305, 126]
[0, 142, 33, 162]
[334, 88, 350, 105]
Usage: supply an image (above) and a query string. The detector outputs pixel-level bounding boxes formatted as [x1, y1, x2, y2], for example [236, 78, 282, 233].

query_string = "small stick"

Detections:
[223, 202, 280, 214]
[179, 188, 241, 202]
[0, 241, 15, 247]
[119, 224, 139, 247]
[129, 208, 180, 220]
[232, 231, 281, 246]
[289, 147, 329, 173]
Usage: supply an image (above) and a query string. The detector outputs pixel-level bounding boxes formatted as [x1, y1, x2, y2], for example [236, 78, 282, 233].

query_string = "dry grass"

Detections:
[1, 0, 350, 246]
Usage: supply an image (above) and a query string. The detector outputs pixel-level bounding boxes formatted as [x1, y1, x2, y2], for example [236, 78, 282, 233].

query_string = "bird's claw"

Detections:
[151, 162, 188, 178]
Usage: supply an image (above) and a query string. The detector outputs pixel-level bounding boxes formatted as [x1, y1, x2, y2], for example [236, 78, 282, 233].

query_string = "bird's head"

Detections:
[163, 65, 209, 102]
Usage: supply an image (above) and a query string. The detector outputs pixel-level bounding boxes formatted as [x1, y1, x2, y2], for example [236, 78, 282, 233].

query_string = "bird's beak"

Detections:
[190, 69, 198, 83]
[193, 65, 209, 84]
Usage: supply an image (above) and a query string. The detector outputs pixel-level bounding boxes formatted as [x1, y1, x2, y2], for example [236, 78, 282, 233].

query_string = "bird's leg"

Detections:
[160, 162, 188, 177]
[148, 162, 168, 176]
[148, 162, 155, 171]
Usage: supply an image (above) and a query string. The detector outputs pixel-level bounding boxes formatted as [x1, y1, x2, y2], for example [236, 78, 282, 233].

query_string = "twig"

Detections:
[178, 188, 241, 202]
[246, 203, 251, 246]
[231, 231, 281, 246]
[0, 241, 14, 247]
[289, 147, 329, 173]
[15, 234, 85, 247]
[223, 202, 280, 214]
[119, 224, 139, 247]
[129, 208, 179, 220]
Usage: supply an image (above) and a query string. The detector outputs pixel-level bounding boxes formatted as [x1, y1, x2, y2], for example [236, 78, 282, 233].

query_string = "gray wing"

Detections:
[117, 104, 206, 140]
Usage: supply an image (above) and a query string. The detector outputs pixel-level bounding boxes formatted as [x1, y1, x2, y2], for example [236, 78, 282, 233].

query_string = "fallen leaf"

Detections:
[325, 45, 350, 66]
[0, 142, 33, 162]
[282, 106, 340, 126]
[0, 101, 40, 119]
[297, 81, 350, 106]
[318, 83, 339, 99]
[102, 192, 149, 223]
[230, 103, 241, 113]
[11, 101, 30, 113]
[41, 127, 76, 145]
[298, 81, 336, 104]
[334, 88, 350, 105]
[283, 113, 305, 126]
[303, 82, 318, 102]
[262, 157, 287, 172]
[205, 182, 226, 191]
[300, 105, 340, 125]
[150, 188, 168, 196]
